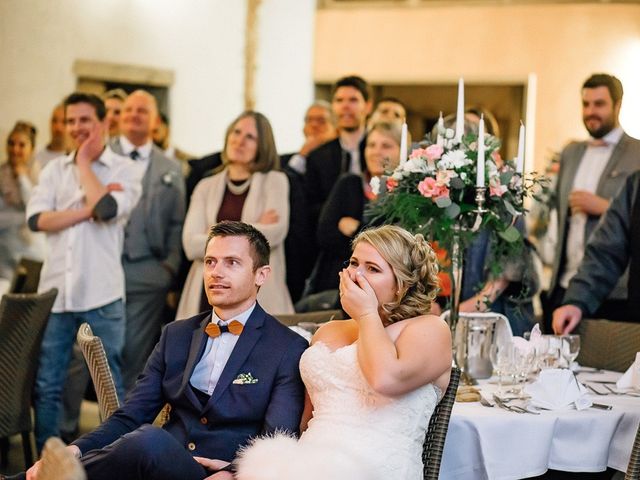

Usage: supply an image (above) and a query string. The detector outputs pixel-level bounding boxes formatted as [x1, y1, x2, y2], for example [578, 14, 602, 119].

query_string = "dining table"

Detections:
[439, 369, 640, 479]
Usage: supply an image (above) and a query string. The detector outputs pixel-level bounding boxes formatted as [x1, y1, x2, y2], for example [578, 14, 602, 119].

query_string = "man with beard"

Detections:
[545, 73, 640, 325]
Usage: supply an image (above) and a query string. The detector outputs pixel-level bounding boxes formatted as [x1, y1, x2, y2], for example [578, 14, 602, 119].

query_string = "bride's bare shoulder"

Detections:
[311, 319, 358, 349]
[389, 314, 450, 338]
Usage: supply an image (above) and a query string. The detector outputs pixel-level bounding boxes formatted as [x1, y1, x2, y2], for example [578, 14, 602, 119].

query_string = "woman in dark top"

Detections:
[310, 121, 401, 294]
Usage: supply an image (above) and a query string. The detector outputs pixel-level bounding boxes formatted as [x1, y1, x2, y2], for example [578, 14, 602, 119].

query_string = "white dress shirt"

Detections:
[118, 135, 152, 178]
[26, 147, 143, 312]
[560, 127, 623, 288]
[190, 303, 256, 395]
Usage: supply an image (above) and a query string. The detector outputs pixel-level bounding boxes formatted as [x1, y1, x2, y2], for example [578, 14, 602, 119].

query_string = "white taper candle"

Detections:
[477, 114, 485, 188]
[455, 78, 465, 143]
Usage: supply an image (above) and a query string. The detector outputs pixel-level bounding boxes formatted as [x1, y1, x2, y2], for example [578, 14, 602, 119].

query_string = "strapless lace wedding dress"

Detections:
[235, 342, 441, 480]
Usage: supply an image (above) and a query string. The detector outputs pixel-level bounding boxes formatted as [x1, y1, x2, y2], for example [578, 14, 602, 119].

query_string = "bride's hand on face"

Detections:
[339, 268, 379, 322]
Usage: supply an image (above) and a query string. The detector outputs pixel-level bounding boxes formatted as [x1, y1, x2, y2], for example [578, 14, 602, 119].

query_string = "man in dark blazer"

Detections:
[112, 90, 187, 392]
[544, 73, 640, 328]
[304, 75, 372, 225]
[23, 221, 308, 480]
[553, 171, 640, 334]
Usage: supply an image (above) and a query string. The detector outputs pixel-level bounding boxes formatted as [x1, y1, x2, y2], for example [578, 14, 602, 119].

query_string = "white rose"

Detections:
[370, 176, 381, 195]
[445, 128, 455, 139]
[441, 150, 468, 169]
[401, 157, 427, 174]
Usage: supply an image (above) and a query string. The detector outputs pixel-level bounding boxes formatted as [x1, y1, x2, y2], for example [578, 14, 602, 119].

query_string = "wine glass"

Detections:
[561, 335, 581, 369]
[538, 335, 561, 370]
[490, 342, 513, 395]
[512, 349, 534, 398]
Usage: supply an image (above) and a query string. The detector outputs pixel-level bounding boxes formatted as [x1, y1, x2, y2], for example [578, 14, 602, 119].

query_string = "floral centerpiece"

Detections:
[367, 123, 546, 328]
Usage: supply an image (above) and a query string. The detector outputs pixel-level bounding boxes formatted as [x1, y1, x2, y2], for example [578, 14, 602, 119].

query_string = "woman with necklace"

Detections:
[177, 111, 294, 317]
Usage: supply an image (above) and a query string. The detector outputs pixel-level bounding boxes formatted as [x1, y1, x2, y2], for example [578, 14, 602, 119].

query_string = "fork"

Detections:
[584, 383, 609, 396]
[603, 384, 640, 397]
[479, 395, 494, 408]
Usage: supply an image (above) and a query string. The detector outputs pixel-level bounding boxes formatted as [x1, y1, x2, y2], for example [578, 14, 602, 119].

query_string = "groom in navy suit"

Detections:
[24, 221, 308, 480]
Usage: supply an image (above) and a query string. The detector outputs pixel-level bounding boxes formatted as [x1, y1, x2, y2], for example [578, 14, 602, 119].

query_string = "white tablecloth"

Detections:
[440, 371, 640, 479]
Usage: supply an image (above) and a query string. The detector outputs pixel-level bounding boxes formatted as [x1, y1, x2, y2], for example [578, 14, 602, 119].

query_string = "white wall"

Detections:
[0, 0, 316, 156]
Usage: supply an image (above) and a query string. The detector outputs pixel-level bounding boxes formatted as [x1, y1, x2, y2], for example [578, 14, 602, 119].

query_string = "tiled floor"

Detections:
[1, 401, 100, 475]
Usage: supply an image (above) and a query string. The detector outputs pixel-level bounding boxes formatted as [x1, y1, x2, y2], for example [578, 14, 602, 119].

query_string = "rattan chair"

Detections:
[576, 318, 640, 372]
[76, 323, 120, 421]
[8, 257, 44, 294]
[626, 422, 640, 480]
[422, 367, 461, 479]
[0, 288, 57, 468]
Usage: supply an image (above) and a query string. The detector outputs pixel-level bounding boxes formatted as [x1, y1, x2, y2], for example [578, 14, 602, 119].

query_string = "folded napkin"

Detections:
[616, 352, 640, 390]
[524, 368, 592, 411]
[512, 324, 543, 355]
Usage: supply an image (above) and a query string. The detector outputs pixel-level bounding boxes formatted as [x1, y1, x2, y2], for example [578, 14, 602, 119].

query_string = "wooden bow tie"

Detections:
[205, 320, 244, 338]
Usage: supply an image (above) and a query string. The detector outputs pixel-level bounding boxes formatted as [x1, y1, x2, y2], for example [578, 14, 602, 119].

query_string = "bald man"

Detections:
[112, 90, 186, 391]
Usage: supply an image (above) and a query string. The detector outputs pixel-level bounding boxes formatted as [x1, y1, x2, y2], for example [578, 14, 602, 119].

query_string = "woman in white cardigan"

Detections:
[177, 111, 294, 318]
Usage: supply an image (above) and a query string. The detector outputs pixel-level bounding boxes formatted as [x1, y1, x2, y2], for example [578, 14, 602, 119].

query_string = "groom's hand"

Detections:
[193, 457, 234, 480]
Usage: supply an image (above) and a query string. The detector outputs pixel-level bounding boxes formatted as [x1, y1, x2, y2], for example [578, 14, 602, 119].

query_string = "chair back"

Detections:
[76, 323, 120, 421]
[577, 318, 640, 372]
[627, 422, 640, 480]
[274, 309, 345, 327]
[422, 367, 461, 479]
[9, 257, 43, 294]
[0, 289, 57, 462]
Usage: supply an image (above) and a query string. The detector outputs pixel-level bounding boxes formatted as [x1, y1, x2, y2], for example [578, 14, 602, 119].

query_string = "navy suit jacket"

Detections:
[73, 304, 308, 462]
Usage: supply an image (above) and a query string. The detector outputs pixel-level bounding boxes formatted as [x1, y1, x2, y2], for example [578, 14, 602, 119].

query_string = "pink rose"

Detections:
[489, 177, 507, 197]
[386, 177, 398, 192]
[418, 177, 450, 201]
[409, 148, 428, 160]
[434, 185, 450, 201]
[425, 144, 444, 161]
[418, 177, 437, 197]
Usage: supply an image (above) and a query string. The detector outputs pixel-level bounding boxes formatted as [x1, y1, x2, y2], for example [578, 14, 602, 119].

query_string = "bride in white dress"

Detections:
[199, 225, 452, 480]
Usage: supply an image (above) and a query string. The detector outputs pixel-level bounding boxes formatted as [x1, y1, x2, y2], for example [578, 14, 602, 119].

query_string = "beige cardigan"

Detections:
[176, 169, 294, 319]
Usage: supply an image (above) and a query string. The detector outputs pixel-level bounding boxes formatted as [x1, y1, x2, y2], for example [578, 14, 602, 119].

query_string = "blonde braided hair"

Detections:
[352, 225, 440, 325]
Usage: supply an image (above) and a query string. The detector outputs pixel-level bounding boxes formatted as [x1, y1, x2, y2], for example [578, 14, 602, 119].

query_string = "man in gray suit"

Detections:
[545, 73, 640, 327]
[113, 90, 186, 391]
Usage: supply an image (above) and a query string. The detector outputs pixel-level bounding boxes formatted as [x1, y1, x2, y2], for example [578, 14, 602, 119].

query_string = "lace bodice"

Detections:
[298, 342, 440, 479]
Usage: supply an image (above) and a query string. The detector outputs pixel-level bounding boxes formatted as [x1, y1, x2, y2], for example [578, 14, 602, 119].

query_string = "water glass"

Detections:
[490, 343, 513, 394]
[512, 349, 534, 398]
[538, 335, 561, 369]
[561, 334, 581, 368]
